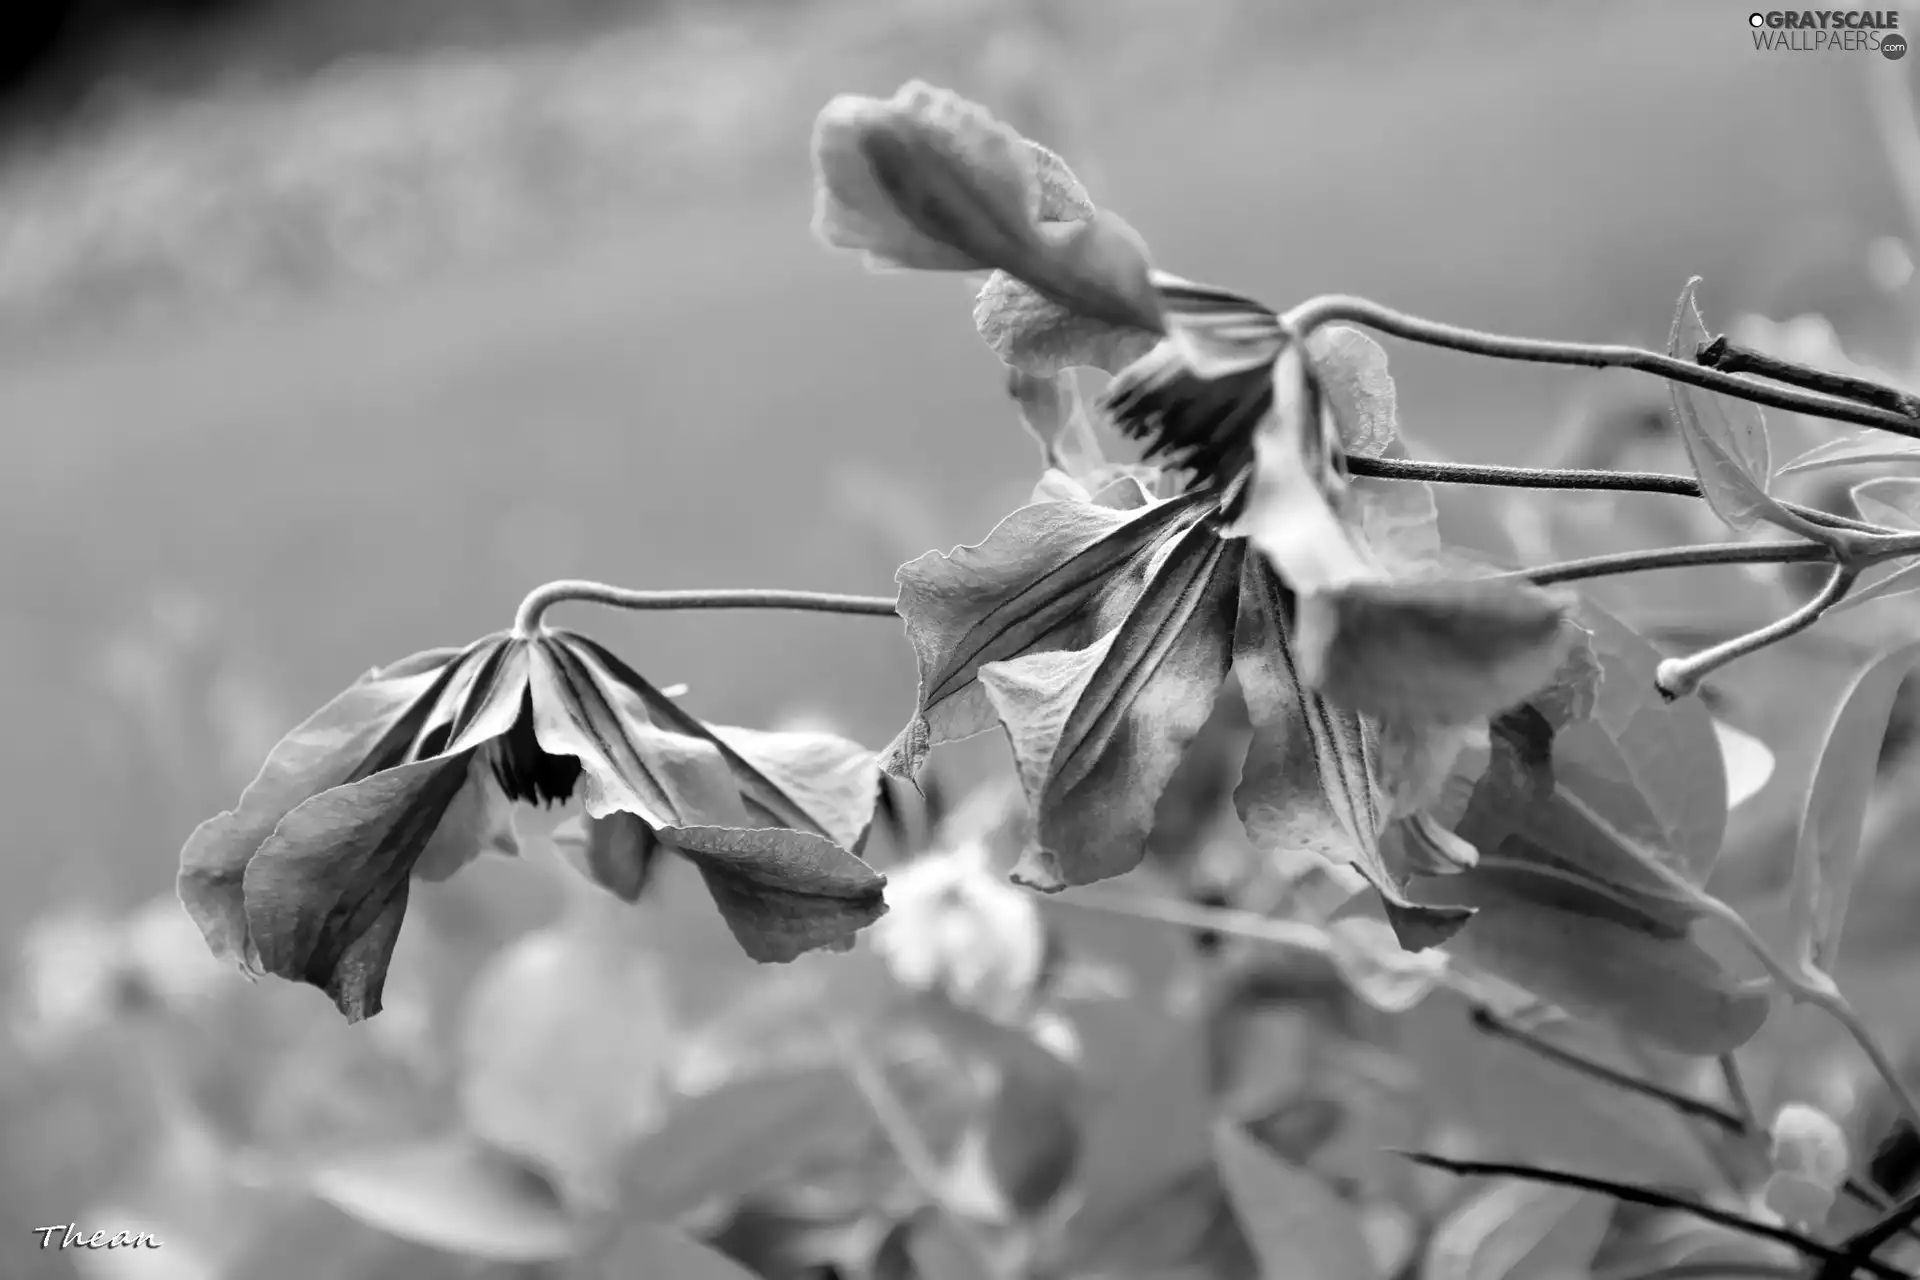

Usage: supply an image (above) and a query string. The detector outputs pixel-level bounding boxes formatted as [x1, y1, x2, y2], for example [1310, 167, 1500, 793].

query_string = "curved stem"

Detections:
[1656, 566, 1857, 699]
[512, 582, 898, 637]
[1398, 1152, 1906, 1278]
[1282, 294, 1920, 439]
[1516, 540, 1834, 589]
[1346, 454, 1887, 535]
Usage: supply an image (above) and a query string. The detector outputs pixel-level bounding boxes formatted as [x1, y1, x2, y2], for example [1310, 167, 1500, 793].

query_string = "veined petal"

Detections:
[243, 754, 473, 1021]
[237, 646, 531, 1020]
[981, 518, 1239, 890]
[414, 756, 522, 882]
[887, 491, 1211, 778]
[659, 824, 888, 962]
[1232, 557, 1472, 950]
[554, 632, 882, 849]
[527, 634, 749, 829]
[177, 644, 468, 970]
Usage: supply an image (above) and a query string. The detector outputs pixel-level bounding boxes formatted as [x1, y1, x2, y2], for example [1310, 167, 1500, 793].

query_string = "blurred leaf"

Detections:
[906, 1210, 997, 1280]
[304, 1133, 574, 1263]
[457, 924, 677, 1206]
[1853, 475, 1920, 529]
[1789, 639, 1920, 987]
[1714, 718, 1776, 811]
[1324, 913, 1449, 1014]
[1071, 1001, 1215, 1230]
[1421, 1180, 1611, 1280]
[1665, 277, 1800, 536]
[1212, 1121, 1374, 1280]
[618, 1064, 872, 1222]
[589, 1224, 763, 1280]
[1066, 1165, 1260, 1279]
[1779, 433, 1920, 477]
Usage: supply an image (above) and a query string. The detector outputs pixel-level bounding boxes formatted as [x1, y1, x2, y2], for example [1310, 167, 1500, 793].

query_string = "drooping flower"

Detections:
[178, 628, 885, 1020]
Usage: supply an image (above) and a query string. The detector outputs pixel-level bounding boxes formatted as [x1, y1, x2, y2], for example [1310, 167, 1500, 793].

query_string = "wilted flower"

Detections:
[179, 627, 885, 1020]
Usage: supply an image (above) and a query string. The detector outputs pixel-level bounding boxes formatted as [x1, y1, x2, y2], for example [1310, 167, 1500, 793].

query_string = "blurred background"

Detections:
[8, 1, 1920, 1277]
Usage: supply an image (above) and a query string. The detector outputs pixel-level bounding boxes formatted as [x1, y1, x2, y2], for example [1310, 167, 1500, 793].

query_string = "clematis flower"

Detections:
[178, 628, 885, 1021]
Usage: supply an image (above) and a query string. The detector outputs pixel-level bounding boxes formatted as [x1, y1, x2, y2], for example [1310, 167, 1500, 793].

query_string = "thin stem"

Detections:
[1346, 454, 1885, 536]
[1598, 1263, 1805, 1280]
[825, 1019, 1005, 1275]
[1656, 566, 1858, 699]
[511, 582, 898, 637]
[1281, 294, 1920, 440]
[1721, 1054, 1760, 1133]
[1472, 1004, 1904, 1227]
[1397, 1152, 1907, 1279]
[1698, 335, 1920, 420]
[1470, 1005, 1745, 1132]
[1051, 887, 1333, 956]
[1837, 1186, 1920, 1279]
[1695, 895, 1920, 1139]
[1516, 541, 1834, 589]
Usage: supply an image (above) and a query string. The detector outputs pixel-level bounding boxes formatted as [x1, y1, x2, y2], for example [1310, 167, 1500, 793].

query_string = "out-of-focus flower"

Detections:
[179, 628, 885, 1021]
[1762, 1101, 1851, 1229]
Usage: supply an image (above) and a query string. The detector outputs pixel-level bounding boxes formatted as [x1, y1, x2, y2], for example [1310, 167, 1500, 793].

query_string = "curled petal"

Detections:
[551, 812, 662, 904]
[413, 756, 522, 882]
[1294, 576, 1572, 727]
[660, 825, 887, 962]
[177, 646, 466, 971]
[976, 271, 1161, 377]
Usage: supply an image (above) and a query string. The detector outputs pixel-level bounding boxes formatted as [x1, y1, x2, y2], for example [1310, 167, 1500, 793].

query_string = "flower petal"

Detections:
[242, 753, 475, 1021]
[1231, 557, 1473, 950]
[811, 81, 1041, 274]
[660, 824, 888, 962]
[414, 758, 522, 883]
[1293, 575, 1572, 727]
[980, 519, 1239, 890]
[551, 812, 662, 904]
[553, 631, 881, 848]
[977, 271, 1161, 377]
[886, 492, 1211, 777]
[176, 645, 465, 970]
[527, 634, 749, 828]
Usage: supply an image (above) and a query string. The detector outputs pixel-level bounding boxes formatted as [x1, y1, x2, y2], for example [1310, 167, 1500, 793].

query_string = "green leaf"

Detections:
[885, 491, 1211, 779]
[1421, 1179, 1612, 1280]
[1070, 1003, 1216, 1232]
[1212, 1121, 1375, 1280]
[588, 1226, 764, 1280]
[304, 1134, 575, 1263]
[982, 519, 1240, 889]
[457, 925, 678, 1205]
[619, 1064, 873, 1222]
[1665, 277, 1802, 536]
[1778, 432, 1920, 477]
[1233, 556, 1472, 949]
[1851, 475, 1920, 529]
[1790, 639, 1920, 986]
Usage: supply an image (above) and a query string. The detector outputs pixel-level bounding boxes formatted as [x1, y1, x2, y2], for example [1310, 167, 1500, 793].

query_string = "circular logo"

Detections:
[1748, 11, 1766, 27]
[1886, 33, 1910, 59]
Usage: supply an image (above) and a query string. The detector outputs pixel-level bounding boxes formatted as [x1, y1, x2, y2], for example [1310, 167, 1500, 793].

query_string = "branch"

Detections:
[512, 582, 898, 636]
[1830, 1187, 1920, 1280]
[1397, 1152, 1908, 1279]
[1282, 294, 1920, 439]
[1698, 335, 1920, 420]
